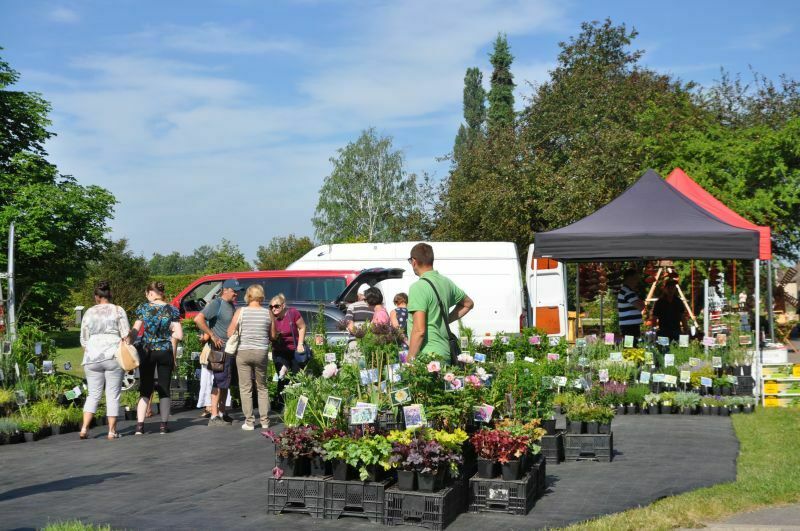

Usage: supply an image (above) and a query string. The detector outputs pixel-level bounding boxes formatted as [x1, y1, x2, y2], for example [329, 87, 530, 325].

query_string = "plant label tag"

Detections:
[547, 353, 559, 361]
[609, 352, 623, 362]
[712, 356, 723, 368]
[652, 373, 665, 383]
[191, 351, 200, 361]
[325, 352, 337, 363]
[350, 405, 377, 424]
[314, 334, 324, 346]
[623, 335, 634, 348]
[64, 389, 76, 400]
[500, 336, 510, 345]
[27, 363, 36, 376]
[72, 386, 82, 398]
[702, 336, 716, 347]
[541, 376, 553, 389]
[34, 342, 42, 356]
[473, 404, 494, 423]
[385, 364, 402, 383]
[0, 369, 3, 381]
[639, 371, 651, 384]
[716, 334, 727, 347]
[548, 336, 560, 346]
[14, 390, 27, 406]
[14, 363, 20, 379]
[474, 353, 486, 363]
[664, 375, 678, 385]
[523, 356, 535, 363]
[726, 375, 738, 385]
[679, 335, 690, 347]
[404, 404, 426, 428]
[657, 336, 670, 346]
[505, 352, 515, 363]
[572, 378, 583, 389]
[700, 377, 713, 387]
[645, 351, 654, 364]
[578, 356, 587, 366]
[604, 333, 615, 345]
[529, 336, 541, 345]
[557, 376, 568, 387]
[739, 335, 752, 346]
[576, 338, 587, 348]
[272, 373, 279, 382]
[663, 354, 675, 367]
[296, 395, 308, 419]
[42, 360, 54, 375]
[598, 369, 609, 383]
[488, 487, 510, 501]
[680, 370, 691, 383]
[322, 396, 342, 419]
[391, 387, 411, 405]
[689, 357, 700, 367]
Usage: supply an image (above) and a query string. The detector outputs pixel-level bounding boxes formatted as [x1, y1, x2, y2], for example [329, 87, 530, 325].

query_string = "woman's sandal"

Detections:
[107, 431, 120, 440]
[79, 429, 89, 440]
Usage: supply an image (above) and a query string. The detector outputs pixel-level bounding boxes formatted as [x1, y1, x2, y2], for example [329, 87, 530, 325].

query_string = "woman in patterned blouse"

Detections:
[130, 281, 183, 435]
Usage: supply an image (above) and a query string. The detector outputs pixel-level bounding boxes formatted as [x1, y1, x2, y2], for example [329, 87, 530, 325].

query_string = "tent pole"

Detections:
[766, 259, 774, 341]
[691, 260, 695, 317]
[732, 260, 737, 299]
[703, 276, 710, 356]
[755, 259, 761, 357]
[575, 265, 580, 338]
[532, 257, 538, 328]
[599, 291, 604, 334]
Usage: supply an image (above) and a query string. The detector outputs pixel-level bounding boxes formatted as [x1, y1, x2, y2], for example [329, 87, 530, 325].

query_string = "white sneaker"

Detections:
[241, 423, 255, 431]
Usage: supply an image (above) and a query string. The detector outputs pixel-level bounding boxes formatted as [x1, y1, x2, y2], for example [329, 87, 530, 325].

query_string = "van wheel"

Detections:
[121, 370, 139, 391]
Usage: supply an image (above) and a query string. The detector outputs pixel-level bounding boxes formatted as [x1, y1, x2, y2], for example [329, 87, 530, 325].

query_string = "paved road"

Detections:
[0, 411, 738, 530]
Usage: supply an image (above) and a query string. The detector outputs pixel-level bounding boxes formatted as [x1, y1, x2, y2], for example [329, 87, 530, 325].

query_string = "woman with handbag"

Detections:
[268, 293, 307, 411]
[131, 281, 183, 435]
[79, 281, 131, 440]
[227, 284, 271, 430]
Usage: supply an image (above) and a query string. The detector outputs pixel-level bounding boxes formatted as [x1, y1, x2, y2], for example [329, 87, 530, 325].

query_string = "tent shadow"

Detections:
[0, 472, 132, 502]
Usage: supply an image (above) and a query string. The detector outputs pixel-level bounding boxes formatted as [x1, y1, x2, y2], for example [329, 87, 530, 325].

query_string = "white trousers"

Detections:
[196, 366, 232, 408]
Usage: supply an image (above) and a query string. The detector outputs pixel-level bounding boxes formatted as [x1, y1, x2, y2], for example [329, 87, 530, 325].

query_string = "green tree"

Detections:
[0, 52, 115, 325]
[204, 239, 250, 273]
[72, 239, 151, 316]
[312, 128, 430, 243]
[255, 234, 315, 270]
[454, 68, 487, 163]
[487, 34, 515, 133]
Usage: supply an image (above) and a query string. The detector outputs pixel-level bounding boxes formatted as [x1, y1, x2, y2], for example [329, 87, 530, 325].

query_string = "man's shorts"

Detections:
[212, 355, 234, 389]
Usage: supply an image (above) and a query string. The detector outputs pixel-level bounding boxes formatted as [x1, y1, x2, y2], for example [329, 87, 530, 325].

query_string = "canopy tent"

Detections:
[666, 168, 771, 260]
[533, 169, 760, 261]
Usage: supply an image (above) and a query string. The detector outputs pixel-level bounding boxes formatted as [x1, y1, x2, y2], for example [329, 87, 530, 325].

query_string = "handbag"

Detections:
[224, 309, 243, 355]
[421, 278, 461, 365]
[208, 349, 226, 372]
[116, 341, 140, 371]
[199, 343, 211, 366]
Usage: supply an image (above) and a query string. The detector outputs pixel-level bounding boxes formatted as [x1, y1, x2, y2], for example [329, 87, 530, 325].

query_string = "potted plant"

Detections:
[644, 393, 660, 415]
[390, 440, 417, 490]
[541, 413, 557, 435]
[594, 406, 615, 434]
[264, 425, 315, 477]
[121, 390, 139, 420]
[497, 431, 529, 481]
[411, 439, 454, 491]
[0, 389, 15, 417]
[18, 417, 40, 442]
[741, 396, 756, 414]
[323, 436, 357, 480]
[623, 384, 647, 414]
[470, 429, 501, 479]
[705, 397, 722, 416]
[0, 417, 18, 445]
[566, 403, 588, 434]
[659, 392, 675, 414]
[346, 434, 393, 482]
[310, 426, 344, 476]
[49, 406, 68, 436]
[674, 392, 700, 415]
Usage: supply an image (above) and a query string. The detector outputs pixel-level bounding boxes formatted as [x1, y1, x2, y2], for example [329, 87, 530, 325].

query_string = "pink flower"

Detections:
[427, 361, 441, 373]
[451, 378, 463, 390]
[322, 362, 338, 379]
[444, 372, 455, 383]
[272, 466, 284, 479]
[465, 374, 481, 388]
[482, 338, 493, 347]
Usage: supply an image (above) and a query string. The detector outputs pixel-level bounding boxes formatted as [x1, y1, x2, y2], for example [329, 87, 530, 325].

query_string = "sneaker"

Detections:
[134, 423, 144, 435]
[260, 421, 270, 429]
[208, 417, 227, 427]
[241, 423, 255, 431]
[160, 423, 169, 435]
[199, 410, 211, 419]
[221, 414, 234, 424]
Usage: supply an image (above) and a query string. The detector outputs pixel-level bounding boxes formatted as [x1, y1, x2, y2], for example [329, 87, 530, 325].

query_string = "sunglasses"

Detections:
[407, 257, 414, 264]
[269, 304, 282, 309]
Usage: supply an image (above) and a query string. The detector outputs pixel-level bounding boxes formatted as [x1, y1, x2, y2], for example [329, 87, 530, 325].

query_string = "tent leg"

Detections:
[599, 293, 604, 334]
[575, 265, 580, 338]
[766, 259, 774, 342]
[755, 259, 761, 355]
[532, 258, 538, 328]
[703, 277, 709, 356]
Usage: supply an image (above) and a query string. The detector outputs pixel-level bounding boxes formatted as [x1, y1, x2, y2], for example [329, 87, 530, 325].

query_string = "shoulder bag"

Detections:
[224, 308, 243, 355]
[115, 305, 140, 371]
[421, 278, 461, 365]
[289, 308, 313, 365]
[200, 299, 224, 366]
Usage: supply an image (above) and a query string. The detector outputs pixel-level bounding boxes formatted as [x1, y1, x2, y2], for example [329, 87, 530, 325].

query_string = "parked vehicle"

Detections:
[526, 244, 568, 336]
[288, 242, 526, 338]
[171, 270, 360, 319]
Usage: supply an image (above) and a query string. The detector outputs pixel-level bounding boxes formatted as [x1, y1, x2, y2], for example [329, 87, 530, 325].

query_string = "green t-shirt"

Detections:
[407, 270, 466, 360]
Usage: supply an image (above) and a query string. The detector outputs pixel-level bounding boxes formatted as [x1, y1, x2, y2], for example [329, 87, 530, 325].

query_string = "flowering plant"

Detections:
[427, 361, 441, 373]
[322, 363, 338, 379]
[263, 425, 316, 458]
[464, 374, 481, 388]
[457, 353, 474, 364]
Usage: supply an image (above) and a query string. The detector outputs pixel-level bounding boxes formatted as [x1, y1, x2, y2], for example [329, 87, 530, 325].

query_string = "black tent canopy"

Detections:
[533, 169, 760, 261]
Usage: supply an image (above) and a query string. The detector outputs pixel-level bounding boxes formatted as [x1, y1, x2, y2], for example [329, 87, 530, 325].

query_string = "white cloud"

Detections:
[731, 24, 793, 50]
[49, 7, 79, 23]
[133, 23, 301, 55]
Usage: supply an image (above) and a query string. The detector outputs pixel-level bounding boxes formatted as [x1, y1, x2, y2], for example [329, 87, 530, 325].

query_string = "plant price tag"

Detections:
[680, 370, 691, 383]
[604, 333, 615, 345]
[505, 352, 515, 363]
[556, 376, 568, 387]
[700, 377, 713, 387]
[652, 373, 665, 383]
[712, 356, 722, 368]
[639, 371, 651, 384]
[664, 375, 678, 385]
[325, 352, 337, 363]
[598, 369, 609, 383]
[609, 352, 623, 362]
[547, 353, 560, 361]
[623, 335, 634, 348]
[664, 354, 675, 367]
[679, 335, 690, 347]
[689, 357, 700, 367]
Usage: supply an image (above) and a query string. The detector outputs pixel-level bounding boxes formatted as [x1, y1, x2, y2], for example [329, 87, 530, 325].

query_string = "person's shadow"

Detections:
[0, 472, 132, 503]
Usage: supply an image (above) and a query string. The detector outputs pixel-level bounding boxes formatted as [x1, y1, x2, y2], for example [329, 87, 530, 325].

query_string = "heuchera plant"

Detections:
[470, 428, 530, 463]
[263, 425, 316, 458]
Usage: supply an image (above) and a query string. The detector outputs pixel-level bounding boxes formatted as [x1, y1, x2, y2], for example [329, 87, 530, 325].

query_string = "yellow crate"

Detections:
[764, 396, 780, 407]
[793, 364, 800, 378]
[763, 381, 779, 395]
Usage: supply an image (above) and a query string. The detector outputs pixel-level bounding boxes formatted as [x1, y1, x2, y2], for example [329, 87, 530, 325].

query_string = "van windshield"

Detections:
[237, 277, 347, 303]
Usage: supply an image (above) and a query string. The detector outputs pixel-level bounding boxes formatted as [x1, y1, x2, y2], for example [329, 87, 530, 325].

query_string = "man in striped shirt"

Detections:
[617, 269, 645, 346]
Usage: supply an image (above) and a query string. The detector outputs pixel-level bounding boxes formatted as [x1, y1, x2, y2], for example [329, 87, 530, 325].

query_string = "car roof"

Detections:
[193, 269, 360, 281]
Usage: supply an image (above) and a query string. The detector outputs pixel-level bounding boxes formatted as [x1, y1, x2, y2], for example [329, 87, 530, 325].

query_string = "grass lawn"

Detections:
[49, 328, 84, 378]
[565, 408, 800, 530]
[42, 521, 111, 531]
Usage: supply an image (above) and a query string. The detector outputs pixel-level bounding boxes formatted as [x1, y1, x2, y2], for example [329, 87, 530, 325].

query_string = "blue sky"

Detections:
[2, 0, 798, 262]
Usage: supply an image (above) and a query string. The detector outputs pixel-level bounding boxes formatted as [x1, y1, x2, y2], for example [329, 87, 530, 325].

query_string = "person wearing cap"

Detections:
[652, 279, 688, 343]
[194, 278, 240, 426]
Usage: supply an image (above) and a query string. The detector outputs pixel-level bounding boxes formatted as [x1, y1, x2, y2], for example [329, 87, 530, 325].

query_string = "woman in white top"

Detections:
[228, 284, 271, 430]
[79, 281, 131, 440]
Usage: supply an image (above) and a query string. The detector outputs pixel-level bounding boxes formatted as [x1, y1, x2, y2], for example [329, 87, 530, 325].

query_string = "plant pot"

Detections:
[740, 365, 752, 377]
[50, 424, 61, 436]
[277, 456, 308, 477]
[681, 407, 693, 416]
[397, 470, 417, 491]
[711, 406, 720, 416]
[310, 456, 330, 477]
[365, 464, 385, 482]
[332, 459, 355, 481]
[554, 405, 563, 415]
[615, 405, 625, 416]
[567, 420, 584, 434]
[648, 404, 659, 415]
[701, 405, 710, 415]
[628, 404, 638, 414]
[585, 421, 599, 434]
[23, 432, 36, 443]
[722, 387, 731, 396]
[418, 472, 437, 492]
[477, 458, 498, 479]
[501, 460, 522, 481]
[743, 405, 753, 414]
[712, 386, 721, 396]
[719, 407, 730, 417]
[124, 410, 136, 421]
[542, 419, 557, 435]
[598, 422, 611, 434]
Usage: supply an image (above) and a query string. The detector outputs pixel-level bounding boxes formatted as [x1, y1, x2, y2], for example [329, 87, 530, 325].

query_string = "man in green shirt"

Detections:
[407, 243, 474, 362]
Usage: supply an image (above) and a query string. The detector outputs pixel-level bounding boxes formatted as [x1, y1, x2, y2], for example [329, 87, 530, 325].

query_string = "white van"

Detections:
[525, 244, 568, 336]
[287, 242, 526, 338]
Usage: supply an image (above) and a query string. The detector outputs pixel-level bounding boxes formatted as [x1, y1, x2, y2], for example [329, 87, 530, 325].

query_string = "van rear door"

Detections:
[334, 268, 405, 308]
[526, 244, 567, 336]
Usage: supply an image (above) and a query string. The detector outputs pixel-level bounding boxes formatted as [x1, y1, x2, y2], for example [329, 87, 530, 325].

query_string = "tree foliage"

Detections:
[255, 234, 315, 270]
[203, 239, 251, 274]
[0, 52, 115, 325]
[487, 34, 515, 133]
[313, 128, 432, 243]
[149, 245, 215, 275]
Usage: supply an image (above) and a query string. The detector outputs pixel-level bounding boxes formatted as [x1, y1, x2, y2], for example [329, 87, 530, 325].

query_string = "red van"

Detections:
[172, 270, 360, 318]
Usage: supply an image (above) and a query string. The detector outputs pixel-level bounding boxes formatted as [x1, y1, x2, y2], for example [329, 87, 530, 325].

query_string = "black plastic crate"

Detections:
[324, 477, 393, 523]
[735, 376, 755, 396]
[468, 468, 538, 516]
[564, 433, 614, 462]
[531, 453, 546, 496]
[384, 481, 466, 530]
[540, 432, 564, 464]
[267, 476, 327, 518]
